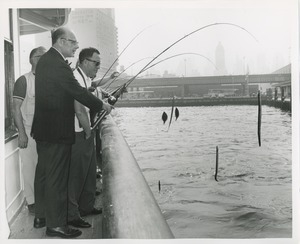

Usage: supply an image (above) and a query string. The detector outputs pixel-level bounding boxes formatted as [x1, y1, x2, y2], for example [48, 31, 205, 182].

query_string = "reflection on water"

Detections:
[112, 105, 292, 238]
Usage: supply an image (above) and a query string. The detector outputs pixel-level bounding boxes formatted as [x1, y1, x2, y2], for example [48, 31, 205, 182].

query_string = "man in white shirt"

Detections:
[67, 47, 114, 228]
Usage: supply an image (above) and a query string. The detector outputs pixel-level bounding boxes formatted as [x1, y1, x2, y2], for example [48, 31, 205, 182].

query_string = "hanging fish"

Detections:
[175, 107, 179, 121]
[162, 112, 168, 124]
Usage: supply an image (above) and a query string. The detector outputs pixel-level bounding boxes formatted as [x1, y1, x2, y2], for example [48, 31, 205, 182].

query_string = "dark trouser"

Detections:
[34, 142, 71, 228]
[95, 126, 102, 170]
[67, 131, 96, 221]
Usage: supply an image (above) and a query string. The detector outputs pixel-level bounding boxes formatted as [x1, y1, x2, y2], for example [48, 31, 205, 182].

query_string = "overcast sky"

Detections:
[12, 0, 296, 77]
[114, 1, 294, 77]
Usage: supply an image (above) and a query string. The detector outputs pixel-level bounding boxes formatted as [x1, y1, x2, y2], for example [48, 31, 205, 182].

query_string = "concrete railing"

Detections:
[100, 115, 174, 239]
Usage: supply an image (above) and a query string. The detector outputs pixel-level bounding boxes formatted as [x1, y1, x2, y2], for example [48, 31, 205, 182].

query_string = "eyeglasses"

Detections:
[61, 38, 79, 45]
[86, 58, 100, 66]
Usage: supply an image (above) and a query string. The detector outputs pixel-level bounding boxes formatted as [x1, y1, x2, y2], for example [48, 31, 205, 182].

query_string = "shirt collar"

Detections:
[52, 46, 67, 61]
[77, 66, 90, 81]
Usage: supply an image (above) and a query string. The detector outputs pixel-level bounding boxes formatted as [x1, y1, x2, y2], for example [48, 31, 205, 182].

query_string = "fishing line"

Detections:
[167, 96, 175, 131]
[143, 52, 218, 72]
[97, 24, 154, 86]
[103, 56, 154, 91]
[112, 22, 259, 94]
[92, 22, 259, 130]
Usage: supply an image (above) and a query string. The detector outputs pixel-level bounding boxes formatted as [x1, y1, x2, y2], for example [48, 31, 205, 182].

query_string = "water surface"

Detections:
[112, 105, 292, 238]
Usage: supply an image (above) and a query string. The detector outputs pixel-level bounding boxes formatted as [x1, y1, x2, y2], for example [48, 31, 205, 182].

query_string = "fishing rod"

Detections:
[139, 52, 218, 75]
[106, 52, 217, 98]
[105, 52, 216, 90]
[91, 22, 258, 130]
[96, 24, 154, 86]
[90, 26, 154, 127]
[105, 52, 217, 98]
[103, 56, 154, 91]
[110, 22, 258, 93]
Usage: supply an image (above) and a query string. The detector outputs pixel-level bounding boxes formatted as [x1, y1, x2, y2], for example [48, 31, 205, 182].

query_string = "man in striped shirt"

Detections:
[12, 46, 46, 214]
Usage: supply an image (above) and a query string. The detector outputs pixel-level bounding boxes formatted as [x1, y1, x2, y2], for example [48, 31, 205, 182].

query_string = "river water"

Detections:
[112, 105, 292, 239]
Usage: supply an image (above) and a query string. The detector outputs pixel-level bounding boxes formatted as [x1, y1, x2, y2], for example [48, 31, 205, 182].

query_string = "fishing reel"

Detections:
[108, 95, 117, 105]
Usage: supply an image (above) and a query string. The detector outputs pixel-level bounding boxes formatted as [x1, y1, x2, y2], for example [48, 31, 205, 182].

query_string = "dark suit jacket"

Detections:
[31, 47, 103, 144]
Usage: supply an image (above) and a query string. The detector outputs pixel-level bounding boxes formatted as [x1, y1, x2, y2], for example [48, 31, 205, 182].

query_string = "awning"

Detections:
[18, 8, 71, 35]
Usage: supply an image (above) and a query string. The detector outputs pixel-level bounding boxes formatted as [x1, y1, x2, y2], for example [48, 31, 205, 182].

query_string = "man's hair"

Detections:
[29, 46, 44, 59]
[78, 47, 100, 64]
[29, 46, 46, 64]
[51, 28, 66, 45]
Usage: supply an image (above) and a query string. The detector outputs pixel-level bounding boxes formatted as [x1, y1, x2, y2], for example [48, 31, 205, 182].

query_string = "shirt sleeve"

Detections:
[13, 75, 27, 100]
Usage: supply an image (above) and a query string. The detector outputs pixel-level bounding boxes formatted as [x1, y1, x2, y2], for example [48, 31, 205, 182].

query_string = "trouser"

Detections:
[67, 131, 96, 221]
[19, 127, 37, 205]
[34, 141, 71, 228]
[95, 126, 102, 170]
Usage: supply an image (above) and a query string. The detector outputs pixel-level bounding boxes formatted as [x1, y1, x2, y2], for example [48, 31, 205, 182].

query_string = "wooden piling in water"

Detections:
[258, 91, 262, 147]
[215, 146, 219, 182]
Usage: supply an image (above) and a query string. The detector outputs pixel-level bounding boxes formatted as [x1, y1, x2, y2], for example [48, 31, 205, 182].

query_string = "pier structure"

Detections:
[9, 115, 174, 239]
[109, 73, 291, 99]
[100, 116, 174, 238]
[115, 96, 291, 112]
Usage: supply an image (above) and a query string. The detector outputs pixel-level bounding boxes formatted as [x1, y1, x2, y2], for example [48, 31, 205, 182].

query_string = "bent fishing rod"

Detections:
[106, 52, 217, 91]
[91, 22, 258, 130]
[140, 52, 218, 75]
[102, 56, 154, 91]
[107, 22, 258, 97]
[105, 51, 217, 99]
[96, 24, 154, 86]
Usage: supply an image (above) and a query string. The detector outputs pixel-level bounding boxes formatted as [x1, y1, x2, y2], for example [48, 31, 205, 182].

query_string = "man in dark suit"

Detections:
[31, 27, 113, 238]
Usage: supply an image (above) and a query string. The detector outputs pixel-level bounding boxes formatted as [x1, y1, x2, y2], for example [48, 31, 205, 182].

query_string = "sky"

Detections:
[14, 0, 296, 77]
[113, 1, 294, 77]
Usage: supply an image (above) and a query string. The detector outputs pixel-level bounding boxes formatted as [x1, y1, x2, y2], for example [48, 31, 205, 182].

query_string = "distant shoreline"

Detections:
[115, 97, 291, 111]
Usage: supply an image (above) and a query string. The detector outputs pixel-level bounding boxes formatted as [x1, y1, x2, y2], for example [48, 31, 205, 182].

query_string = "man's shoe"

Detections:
[33, 217, 46, 228]
[27, 204, 35, 214]
[81, 207, 102, 217]
[46, 226, 82, 238]
[68, 217, 91, 228]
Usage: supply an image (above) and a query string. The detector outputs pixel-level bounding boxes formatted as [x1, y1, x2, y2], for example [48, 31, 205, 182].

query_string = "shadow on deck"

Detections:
[8, 178, 103, 239]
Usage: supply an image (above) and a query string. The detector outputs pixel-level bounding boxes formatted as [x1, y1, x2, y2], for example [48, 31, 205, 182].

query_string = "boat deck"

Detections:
[8, 178, 103, 239]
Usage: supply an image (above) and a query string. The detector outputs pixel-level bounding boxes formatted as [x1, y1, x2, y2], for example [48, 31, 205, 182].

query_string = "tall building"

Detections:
[67, 8, 118, 77]
[214, 42, 227, 76]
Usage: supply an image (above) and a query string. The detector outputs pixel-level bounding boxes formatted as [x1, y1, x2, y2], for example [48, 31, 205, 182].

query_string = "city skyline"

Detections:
[17, 1, 294, 79]
[114, 1, 293, 77]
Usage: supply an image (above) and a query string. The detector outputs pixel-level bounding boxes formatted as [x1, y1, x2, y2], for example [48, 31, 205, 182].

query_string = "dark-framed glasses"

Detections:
[61, 37, 79, 45]
[86, 58, 100, 66]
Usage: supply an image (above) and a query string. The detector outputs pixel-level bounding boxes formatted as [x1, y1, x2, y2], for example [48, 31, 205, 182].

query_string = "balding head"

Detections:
[52, 27, 73, 45]
[51, 27, 79, 58]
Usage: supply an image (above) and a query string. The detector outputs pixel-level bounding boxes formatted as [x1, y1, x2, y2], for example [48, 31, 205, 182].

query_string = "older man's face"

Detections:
[60, 31, 79, 58]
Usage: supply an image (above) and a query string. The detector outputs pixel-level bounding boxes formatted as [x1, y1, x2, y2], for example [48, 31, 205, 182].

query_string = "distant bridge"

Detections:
[111, 73, 291, 88]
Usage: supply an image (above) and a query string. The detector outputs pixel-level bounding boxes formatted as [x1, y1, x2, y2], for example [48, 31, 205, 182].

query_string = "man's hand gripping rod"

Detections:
[90, 84, 127, 131]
